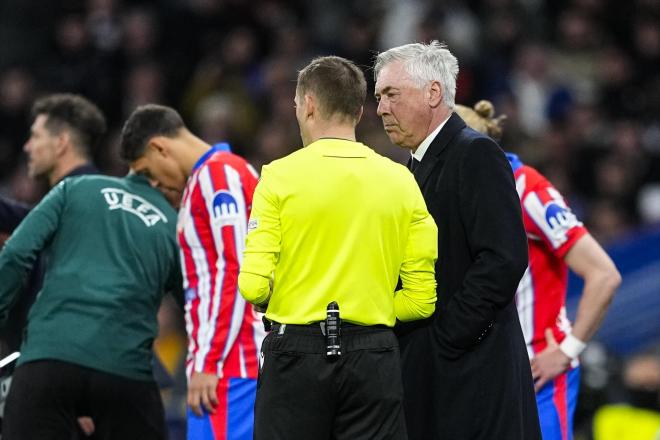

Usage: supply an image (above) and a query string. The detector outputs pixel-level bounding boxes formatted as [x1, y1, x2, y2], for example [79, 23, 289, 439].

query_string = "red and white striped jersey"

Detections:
[507, 154, 588, 360]
[177, 146, 266, 380]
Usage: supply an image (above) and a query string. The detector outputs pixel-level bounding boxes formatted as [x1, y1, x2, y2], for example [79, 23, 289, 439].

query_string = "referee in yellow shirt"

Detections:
[238, 55, 437, 440]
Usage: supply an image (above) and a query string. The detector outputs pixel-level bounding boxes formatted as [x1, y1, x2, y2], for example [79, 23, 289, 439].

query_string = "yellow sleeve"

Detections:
[238, 167, 281, 305]
[395, 183, 438, 322]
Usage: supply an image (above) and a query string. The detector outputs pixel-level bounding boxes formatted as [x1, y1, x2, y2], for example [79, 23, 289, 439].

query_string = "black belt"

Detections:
[267, 320, 390, 335]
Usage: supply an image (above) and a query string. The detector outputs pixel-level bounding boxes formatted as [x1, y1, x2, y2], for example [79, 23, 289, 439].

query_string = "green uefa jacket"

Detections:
[0, 173, 181, 381]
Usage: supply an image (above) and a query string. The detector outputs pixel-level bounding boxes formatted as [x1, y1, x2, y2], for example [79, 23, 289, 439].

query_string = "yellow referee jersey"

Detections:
[238, 138, 437, 326]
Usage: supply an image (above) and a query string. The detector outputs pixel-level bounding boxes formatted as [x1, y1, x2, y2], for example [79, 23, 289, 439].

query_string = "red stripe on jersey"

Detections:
[552, 373, 569, 440]
[211, 379, 229, 439]
[241, 306, 260, 377]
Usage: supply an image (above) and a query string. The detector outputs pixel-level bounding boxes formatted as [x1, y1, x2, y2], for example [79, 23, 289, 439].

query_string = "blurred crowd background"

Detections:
[1, 0, 659, 438]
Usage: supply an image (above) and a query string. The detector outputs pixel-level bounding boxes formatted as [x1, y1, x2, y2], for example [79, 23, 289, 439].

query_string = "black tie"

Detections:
[411, 158, 421, 172]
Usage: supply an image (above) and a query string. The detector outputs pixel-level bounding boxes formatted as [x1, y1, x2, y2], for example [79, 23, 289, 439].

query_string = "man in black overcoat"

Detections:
[374, 41, 541, 439]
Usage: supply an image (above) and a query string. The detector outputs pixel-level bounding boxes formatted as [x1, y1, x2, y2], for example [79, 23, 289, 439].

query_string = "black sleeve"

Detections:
[166, 259, 184, 310]
[0, 195, 32, 234]
[436, 137, 528, 349]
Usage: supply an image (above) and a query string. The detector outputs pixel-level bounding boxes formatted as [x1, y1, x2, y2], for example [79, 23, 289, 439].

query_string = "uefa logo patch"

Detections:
[101, 188, 168, 227]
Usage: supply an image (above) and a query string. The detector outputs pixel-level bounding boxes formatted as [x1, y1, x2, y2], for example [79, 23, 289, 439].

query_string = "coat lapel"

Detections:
[414, 113, 466, 188]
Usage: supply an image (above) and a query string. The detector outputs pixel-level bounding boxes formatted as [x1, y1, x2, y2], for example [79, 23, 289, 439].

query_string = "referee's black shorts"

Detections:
[254, 323, 408, 440]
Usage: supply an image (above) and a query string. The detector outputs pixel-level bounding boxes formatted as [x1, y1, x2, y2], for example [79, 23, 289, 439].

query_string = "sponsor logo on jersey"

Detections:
[212, 190, 241, 225]
[247, 218, 258, 231]
[544, 202, 580, 236]
[524, 187, 583, 249]
[101, 188, 168, 227]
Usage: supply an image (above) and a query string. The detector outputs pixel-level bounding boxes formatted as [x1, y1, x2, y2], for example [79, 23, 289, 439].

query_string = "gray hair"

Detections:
[374, 41, 459, 109]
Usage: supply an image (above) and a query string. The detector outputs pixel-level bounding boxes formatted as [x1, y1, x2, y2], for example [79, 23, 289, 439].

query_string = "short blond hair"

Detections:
[454, 100, 506, 140]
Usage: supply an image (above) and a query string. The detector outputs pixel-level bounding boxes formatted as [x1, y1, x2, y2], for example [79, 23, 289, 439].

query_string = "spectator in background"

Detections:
[455, 100, 621, 440]
[121, 104, 265, 440]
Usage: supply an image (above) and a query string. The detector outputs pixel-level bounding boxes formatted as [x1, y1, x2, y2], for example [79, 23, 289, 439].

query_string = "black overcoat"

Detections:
[397, 113, 542, 439]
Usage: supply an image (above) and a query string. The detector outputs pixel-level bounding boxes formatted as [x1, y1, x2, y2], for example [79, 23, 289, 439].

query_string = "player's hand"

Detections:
[530, 329, 571, 392]
[188, 372, 219, 416]
[77, 417, 95, 436]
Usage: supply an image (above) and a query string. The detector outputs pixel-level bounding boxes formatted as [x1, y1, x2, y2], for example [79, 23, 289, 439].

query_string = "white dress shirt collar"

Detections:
[412, 114, 451, 162]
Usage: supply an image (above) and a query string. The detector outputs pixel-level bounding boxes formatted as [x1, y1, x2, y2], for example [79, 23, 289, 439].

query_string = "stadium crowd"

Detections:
[0, 0, 659, 439]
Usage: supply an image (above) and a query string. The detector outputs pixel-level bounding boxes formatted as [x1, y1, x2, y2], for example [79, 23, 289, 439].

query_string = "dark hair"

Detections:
[31, 93, 107, 156]
[120, 104, 185, 161]
[297, 56, 366, 122]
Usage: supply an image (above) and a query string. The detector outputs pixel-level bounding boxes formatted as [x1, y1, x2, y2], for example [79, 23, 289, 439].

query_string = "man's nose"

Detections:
[376, 98, 388, 116]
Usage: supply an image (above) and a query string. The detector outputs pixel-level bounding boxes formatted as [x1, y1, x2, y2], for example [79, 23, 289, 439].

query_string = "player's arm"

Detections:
[564, 233, 621, 347]
[531, 234, 620, 390]
[238, 166, 280, 307]
[0, 181, 66, 325]
[396, 179, 437, 321]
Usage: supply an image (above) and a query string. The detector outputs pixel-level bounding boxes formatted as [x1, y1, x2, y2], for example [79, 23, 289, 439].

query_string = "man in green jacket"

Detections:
[0, 172, 181, 440]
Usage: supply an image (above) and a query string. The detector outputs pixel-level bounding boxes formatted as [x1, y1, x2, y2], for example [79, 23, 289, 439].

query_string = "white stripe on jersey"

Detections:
[182, 171, 215, 373]
[252, 309, 266, 362]
[515, 266, 536, 359]
[217, 165, 249, 376]
[515, 173, 526, 199]
[239, 342, 247, 378]
[180, 185, 196, 379]
[197, 166, 227, 376]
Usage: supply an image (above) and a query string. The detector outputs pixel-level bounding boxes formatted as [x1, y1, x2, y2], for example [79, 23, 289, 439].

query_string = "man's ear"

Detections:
[54, 130, 70, 156]
[428, 81, 443, 108]
[355, 106, 364, 125]
[148, 136, 169, 157]
[304, 94, 315, 119]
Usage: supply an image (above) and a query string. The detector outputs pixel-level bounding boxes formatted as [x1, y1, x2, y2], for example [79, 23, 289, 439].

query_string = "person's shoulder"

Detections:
[261, 147, 307, 174]
[455, 128, 506, 165]
[61, 174, 123, 191]
[368, 149, 411, 176]
[518, 164, 545, 183]
[515, 164, 554, 195]
[204, 151, 259, 180]
[460, 127, 500, 151]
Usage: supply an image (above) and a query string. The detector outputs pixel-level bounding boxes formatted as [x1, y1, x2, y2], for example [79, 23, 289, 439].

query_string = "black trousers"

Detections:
[255, 324, 407, 440]
[2, 360, 165, 440]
